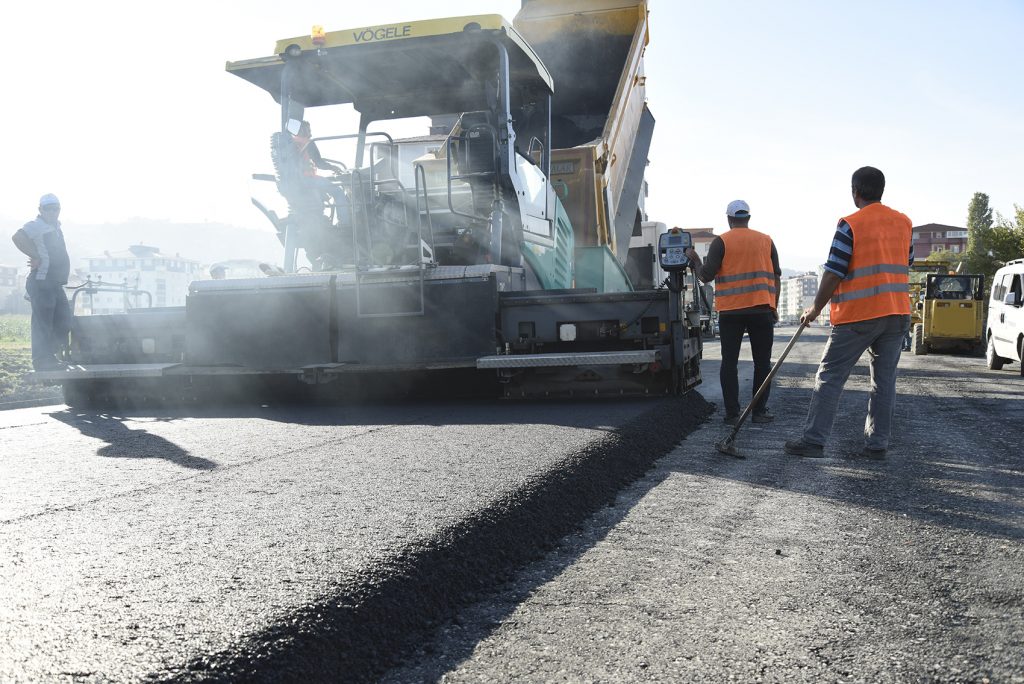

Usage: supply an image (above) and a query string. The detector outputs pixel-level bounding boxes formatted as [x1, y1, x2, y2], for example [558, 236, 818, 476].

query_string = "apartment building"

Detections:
[0, 264, 20, 313]
[82, 245, 201, 314]
[913, 223, 968, 257]
[779, 272, 818, 324]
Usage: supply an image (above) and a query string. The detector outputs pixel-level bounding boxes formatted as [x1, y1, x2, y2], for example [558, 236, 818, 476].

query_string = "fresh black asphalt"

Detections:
[0, 393, 712, 682]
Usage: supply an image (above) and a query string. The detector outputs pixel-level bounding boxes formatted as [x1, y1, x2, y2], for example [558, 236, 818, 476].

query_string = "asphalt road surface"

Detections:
[384, 325, 1024, 683]
[0, 382, 710, 682]
[2, 326, 1022, 682]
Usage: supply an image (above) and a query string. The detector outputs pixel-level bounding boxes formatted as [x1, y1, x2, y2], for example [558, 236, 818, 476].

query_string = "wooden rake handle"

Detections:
[726, 321, 809, 439]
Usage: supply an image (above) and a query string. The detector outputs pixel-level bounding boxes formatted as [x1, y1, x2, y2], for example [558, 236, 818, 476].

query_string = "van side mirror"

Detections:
[1005, 291, 1022, 307]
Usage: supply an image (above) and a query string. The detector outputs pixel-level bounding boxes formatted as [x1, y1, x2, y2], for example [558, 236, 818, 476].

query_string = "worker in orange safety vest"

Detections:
[784, 166, 913, 460]
[291, 120, 349, 215]
[686, 200, 782, 426]
[293, 121, 343, 176]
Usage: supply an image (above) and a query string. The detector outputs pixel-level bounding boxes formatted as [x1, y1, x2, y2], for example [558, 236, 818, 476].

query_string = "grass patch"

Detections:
[0, 314, 62, 403]
[0, 349, 63, 403]
[0, 314, 31, 349]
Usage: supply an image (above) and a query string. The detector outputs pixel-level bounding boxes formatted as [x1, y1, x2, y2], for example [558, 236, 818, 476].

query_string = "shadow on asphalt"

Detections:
[765, 360, 997, 381]
[49, 410, 217, 470]
[676, 378, 1024, 544]
[45, 396, 679, 430]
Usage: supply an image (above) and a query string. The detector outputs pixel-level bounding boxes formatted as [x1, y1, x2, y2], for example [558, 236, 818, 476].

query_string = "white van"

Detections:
[986, 258, 1024, 376]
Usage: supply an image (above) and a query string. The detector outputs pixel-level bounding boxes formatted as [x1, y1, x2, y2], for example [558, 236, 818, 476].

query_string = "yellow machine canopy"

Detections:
[226, 15, 553, 120]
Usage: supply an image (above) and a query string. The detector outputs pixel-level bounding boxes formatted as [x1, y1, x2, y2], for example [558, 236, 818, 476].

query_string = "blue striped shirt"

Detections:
[823, 220, 914, 278]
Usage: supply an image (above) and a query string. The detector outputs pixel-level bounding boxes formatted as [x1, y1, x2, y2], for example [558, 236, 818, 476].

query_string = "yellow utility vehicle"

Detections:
[908, 260, 952, 331]
[912, 273, 986, 355]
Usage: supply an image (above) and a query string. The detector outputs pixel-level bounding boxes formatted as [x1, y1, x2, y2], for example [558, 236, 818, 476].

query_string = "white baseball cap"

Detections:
[726, 200, 750, 217]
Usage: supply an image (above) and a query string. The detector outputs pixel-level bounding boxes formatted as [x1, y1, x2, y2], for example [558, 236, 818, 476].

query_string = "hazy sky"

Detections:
[3, 0, 1022, 270]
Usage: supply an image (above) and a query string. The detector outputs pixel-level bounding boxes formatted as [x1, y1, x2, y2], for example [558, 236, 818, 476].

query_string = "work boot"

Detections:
[723, 414, 740, 426]
[784, 439, 824, 458]
[856, 446, 887, 460]
[752, 410, 775, 424]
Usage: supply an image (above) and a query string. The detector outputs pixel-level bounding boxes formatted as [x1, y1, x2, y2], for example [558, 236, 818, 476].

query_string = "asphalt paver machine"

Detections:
[36, 1, 704, 405]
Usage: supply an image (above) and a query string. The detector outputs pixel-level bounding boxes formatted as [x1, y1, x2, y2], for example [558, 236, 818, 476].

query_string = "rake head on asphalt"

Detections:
[712, 322, 807, 460]
[715, 433, 744, 459]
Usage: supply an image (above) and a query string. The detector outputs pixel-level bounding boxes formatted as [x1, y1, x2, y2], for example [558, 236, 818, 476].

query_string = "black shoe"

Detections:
[857, 447, 887, 460]
[752, 410, 775, 424]
[784, 439, 825, 458]
[723, 414, 740, 426]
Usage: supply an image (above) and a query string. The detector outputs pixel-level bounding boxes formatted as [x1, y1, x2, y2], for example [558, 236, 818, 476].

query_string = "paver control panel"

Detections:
[658, 230, 693, 272]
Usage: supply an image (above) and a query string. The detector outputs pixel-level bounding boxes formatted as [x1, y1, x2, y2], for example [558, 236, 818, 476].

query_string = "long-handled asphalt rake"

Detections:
[716, 322, 808, 458]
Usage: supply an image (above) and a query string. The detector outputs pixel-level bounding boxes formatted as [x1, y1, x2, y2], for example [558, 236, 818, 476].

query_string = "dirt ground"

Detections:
[0, 315, 61, 404]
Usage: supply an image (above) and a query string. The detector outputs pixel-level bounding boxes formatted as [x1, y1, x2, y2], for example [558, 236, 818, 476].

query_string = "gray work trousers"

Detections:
[802, 314, 910, 451]
[26, 278, 72, 370]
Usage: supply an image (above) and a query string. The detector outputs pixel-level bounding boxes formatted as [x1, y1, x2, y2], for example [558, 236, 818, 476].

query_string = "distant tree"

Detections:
[966, 192, 993, 255]
[962, 192, 1003, 280]
[924, 249, 961, 268]
[991, 205, 1024, 261]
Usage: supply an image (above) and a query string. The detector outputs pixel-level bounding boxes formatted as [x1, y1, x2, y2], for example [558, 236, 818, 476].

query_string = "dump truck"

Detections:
[34, 0, 704, 405]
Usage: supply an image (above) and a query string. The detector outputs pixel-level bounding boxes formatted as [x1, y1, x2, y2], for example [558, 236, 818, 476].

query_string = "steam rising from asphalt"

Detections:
[59, 8, 642, 412]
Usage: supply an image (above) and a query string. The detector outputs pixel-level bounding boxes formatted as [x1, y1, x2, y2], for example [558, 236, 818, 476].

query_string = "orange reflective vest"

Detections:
[292, 134, 317, 177]
[830, 203, 912, 325]
[715, 228, 777, 312]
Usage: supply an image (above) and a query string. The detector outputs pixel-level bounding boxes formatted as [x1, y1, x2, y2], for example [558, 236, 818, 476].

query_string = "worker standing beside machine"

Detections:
[785, 166, 913, 460]
[686, 200, 781, 425]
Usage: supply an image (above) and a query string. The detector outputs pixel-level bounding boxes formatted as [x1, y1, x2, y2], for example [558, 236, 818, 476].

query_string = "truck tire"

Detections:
[912, 323, 926, 356]
[1019, 339, 1024, 377]
[986, 334, 1005, 370]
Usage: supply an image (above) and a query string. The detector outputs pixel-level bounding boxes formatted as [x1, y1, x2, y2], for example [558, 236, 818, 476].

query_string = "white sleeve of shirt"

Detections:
[21, 221, 52, 279]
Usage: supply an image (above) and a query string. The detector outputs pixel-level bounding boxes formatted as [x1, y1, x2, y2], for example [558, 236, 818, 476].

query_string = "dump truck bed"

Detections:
[515, 0, 652, 259]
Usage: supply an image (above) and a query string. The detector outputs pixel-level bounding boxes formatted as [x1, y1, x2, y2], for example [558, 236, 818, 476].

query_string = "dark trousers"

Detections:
[309, 177, 348, 216]
[718, 310, 775, 417]
[26, 278, 72, 370]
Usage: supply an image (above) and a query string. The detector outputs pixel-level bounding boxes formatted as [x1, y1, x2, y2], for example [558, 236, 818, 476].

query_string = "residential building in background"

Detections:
[815, 265, 831, 326]
[778, 272, 818, 324]
[0, 264, 22, 313]
[686, 228, 717, 261]
[682, 228, 719, 315]
[913, 223, 968, 256]
[82, 245, 201, 314]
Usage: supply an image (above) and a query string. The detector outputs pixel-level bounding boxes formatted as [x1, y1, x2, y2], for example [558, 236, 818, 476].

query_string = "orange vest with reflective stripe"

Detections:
[830, 203, 912, 325]
[292, 134, 317, 177]
[715, 228, 776, 312]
